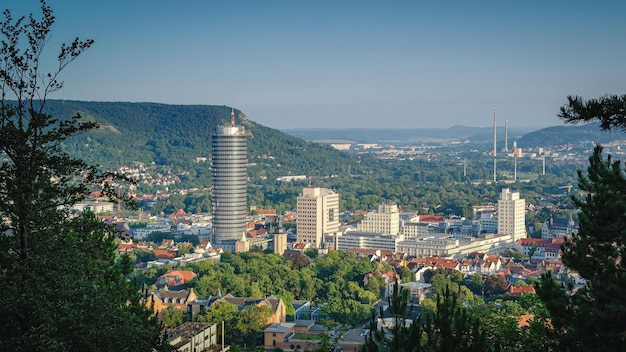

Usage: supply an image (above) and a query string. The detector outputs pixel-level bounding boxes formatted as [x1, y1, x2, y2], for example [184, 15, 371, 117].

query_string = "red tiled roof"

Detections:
[117, 243, 136, 254]
[154, 249, 175, 259]
[517, 238, 550, 246]
[293, 242, 307, 250]
[169, 209, 186, 218]
[509, 285, 536, 296]
[417, 215, 445, 223]
[257, 208, 277, 215]
[155, 270, 197, 288]
[366, 270, 397, 281]
[517, 314, 533, 328]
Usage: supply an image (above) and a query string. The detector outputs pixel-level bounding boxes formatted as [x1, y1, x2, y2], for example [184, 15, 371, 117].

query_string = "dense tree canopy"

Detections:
[0, 2, 161, 351]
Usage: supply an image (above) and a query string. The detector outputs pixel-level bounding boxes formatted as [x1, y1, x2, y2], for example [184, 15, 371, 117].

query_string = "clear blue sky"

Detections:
[5, 0, 626, 129]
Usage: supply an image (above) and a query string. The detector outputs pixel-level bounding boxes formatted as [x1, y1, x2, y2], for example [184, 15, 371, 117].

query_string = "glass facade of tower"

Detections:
[212, 125, 247, 244]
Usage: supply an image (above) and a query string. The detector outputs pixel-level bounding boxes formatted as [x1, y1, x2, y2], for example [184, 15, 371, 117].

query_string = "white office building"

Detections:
[497, 188, 526, 242]
[357, 203, 400, 234]
[296, 187, 340, 248]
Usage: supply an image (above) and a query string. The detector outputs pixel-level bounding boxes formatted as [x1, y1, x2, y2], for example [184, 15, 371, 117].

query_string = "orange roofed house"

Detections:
[155, 269, 197, 290]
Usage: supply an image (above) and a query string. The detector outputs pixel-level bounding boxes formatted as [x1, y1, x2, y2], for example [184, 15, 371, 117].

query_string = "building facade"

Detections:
[273, 233, 287, 255]
[396, 233, 512, 260]
[497, 188, 526, 242]
[542, 216, 577, 241]
[167, 322, 229, 352]
[357, 203, 400, 234]
[212, 109, 247, 247]
[325, 230, 402, 252]
[296, 187, 340, 248]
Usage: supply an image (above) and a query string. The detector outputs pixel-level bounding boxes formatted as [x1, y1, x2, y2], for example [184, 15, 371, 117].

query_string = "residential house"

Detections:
[515, 238, 563, 260]
[188, 294, 286, 325]
[263, 322, 296, 350]
[515, 238, 551, 258]
[480, 254, 502, 275]
[117, 242, 136, 255]
[145, 288, 198, 316]
[159, 239, 176, 250]
[194, 240, 211, 254]
[542, 216, 577, 241]
[155, 269, 198, 290]
[507, 285, 536, 296]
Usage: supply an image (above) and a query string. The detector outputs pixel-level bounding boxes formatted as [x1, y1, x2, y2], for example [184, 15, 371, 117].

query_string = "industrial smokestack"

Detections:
[505, 119, 509, 153]
[493, 110, 497, 183]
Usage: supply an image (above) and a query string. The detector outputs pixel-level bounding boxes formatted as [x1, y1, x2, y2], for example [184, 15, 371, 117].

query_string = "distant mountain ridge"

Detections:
[282, 126, 536, 145]
[282, 123, 621, 147]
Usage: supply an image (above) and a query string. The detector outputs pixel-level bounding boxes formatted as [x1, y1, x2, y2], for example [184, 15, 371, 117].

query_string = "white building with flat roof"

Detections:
[357, 203, 400, 235]
[296, 187, 340, 248]
[396, 233, 513, 260]
[325, 230, 403, 252]
[497, 188, 526, 242]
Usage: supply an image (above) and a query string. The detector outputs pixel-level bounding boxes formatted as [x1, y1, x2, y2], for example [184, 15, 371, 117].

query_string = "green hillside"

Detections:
[43, 100, 368, 189]
[517, 123, 620, 147]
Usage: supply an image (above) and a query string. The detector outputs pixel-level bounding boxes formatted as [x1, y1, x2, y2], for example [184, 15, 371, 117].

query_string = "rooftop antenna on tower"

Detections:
[231, 107, 235, 126]
[493, 110, 497, 183]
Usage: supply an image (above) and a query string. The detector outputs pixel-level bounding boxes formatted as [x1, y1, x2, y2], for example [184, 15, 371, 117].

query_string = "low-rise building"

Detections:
[542, 217, 577, 241]
[145, 288, 197, 316]
[325, 230, 403, 252]
[167, 321, 229, 352]
[396, 233, 513, 260]
[188, 294, 286, 325]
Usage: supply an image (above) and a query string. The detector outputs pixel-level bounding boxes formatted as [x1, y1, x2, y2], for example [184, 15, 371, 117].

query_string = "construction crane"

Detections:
[559, 184, 573, 194]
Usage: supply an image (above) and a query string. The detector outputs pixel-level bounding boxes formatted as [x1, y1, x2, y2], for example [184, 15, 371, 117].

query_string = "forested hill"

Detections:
[517, 123, 621, 147]
[43, 100, 368, 188]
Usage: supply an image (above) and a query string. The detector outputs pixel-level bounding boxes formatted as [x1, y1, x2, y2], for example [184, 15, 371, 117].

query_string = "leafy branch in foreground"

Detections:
[0, 2, 159, 351]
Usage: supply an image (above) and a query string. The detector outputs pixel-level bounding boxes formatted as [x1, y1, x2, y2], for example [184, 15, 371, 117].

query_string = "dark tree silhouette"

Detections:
[558, 94, 626, 131]
[535, 95, 626, 350]
[0, 2, 162, 351]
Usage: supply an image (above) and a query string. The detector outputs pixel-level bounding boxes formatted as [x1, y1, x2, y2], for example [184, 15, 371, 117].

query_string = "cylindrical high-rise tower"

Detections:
[211, 110, 247, 245]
